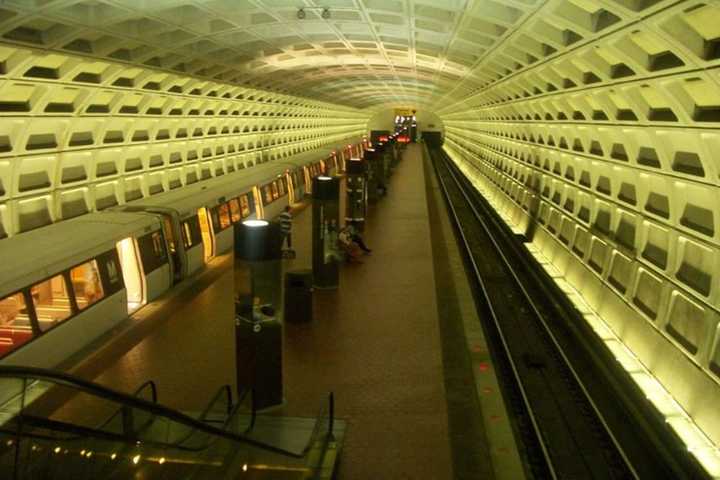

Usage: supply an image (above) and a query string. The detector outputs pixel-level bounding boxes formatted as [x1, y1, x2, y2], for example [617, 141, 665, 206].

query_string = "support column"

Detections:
[313, 175, 341, 289]
[233, 219, 283, 409]
[345, 158, 367, 229]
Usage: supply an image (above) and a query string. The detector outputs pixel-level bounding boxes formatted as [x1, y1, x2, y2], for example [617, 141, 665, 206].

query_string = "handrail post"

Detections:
[225, 385, 233, 417]
[121, 405, 134, 439]
[327, 392, 334, 438]
[249, 388, 257, 431]
[13, 378, 28, 480]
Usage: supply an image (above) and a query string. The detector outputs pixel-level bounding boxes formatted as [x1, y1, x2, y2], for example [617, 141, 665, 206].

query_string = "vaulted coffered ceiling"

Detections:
[0, 0, 542, 110]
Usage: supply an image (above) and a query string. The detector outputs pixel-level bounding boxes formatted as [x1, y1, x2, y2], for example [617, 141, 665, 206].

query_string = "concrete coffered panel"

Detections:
[2, 1, 720, 472]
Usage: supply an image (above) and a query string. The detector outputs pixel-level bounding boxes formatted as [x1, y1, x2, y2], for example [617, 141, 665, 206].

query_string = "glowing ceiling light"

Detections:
[132, 454, 141, 465]
[243, 220, 269, 228]
[158, 457, 166, 465]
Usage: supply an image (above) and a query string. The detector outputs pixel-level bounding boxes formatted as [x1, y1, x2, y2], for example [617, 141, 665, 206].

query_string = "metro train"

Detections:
[0, 139, 367, 368]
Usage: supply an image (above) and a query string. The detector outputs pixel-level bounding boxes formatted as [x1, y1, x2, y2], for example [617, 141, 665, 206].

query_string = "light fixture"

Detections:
[297, 6, 333, 20]
[318, 176, 332, 181]
[243, 219, 269, 228]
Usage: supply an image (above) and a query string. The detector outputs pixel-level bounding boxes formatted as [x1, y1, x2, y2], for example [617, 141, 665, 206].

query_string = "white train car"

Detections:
[0, 212, 167, 367]
[119, 160, 302, 280]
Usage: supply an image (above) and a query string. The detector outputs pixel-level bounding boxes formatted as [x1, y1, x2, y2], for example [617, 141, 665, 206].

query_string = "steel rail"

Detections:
[431, 146, 639, 479]
[427, 146, 557, 479]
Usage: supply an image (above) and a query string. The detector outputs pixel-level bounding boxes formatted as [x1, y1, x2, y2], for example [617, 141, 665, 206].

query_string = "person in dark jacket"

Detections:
[346, 222, 371, 253]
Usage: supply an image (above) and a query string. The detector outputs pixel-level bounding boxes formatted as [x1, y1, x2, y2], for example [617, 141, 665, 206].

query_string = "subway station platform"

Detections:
[56, 144, 524, 479]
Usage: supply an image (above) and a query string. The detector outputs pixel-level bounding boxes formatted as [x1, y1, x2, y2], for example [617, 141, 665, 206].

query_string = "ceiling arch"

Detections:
[0, 0, 539, 111]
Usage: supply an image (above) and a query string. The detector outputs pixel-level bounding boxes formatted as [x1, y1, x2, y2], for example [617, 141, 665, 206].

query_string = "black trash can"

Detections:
[284, 269, 313, 323]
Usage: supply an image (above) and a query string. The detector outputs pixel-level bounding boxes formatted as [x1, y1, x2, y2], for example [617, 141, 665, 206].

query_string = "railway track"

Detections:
[427, 146, 703, 480]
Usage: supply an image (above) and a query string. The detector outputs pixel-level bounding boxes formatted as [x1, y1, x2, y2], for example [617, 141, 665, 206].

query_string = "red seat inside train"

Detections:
[0, 328, 33, 356]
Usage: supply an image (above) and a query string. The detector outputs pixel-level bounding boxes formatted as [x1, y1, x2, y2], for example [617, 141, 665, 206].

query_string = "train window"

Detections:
[96, 249, 124, 296]
[271, 182, 279, 200]
[32, 274, 73, 332]
[240, 195, 251, 218]
[248, 192, 256, 215]
[137, 230, 167, 274]
[218, 203, 231, 230]
[182, 216, 202, 248]
[0, 292, 34, 356]
[70, 260, 105, 310]
[229, 199, 241, 223]
[263, 185, 273, 205]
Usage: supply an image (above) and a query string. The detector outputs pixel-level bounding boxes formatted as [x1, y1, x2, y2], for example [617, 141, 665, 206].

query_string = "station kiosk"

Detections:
[366, 148, 382, 202]
[312, 175, 341, 289]
[345, 158, 367, 229]
[233, 219, 283, 409]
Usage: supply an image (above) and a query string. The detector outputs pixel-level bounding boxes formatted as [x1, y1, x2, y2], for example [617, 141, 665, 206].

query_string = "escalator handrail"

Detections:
[0, 365, 304, 458]
[96, 379, 159, 432]
[132, 379, 158, 404]
[171, 384, 249, 449]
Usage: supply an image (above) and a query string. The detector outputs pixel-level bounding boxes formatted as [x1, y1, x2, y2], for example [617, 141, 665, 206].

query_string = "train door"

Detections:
[197, 207, 214, 261]
[286, 171, 295, 205]
[116, 237, 146, 313]
[303, 166, 312, 194]
[252, 186, 264, 218]
[160, 214, 183, 284]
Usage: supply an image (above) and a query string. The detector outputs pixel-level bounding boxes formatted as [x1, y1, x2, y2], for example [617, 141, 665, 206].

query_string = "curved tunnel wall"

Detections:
[0, 44, 369, 239]
[437, 1, 720, 444]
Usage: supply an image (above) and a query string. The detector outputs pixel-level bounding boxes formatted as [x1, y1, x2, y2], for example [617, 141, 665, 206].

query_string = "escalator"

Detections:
[0, 366, 342, 479]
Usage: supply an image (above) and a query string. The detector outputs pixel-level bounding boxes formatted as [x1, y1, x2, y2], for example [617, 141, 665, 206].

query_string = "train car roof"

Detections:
[121, 160, 294, 217]
[282, 140, 358, 168]
[0, 212, 160, 296]
[122, 137, 361, 217]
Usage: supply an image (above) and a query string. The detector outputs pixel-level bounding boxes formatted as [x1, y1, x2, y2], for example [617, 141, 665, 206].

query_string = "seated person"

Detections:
[338, 228, 364, 263]
[346, 222, 371, 253]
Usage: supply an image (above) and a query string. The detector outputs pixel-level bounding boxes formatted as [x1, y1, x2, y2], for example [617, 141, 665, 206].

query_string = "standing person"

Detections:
[279, 206, 293, 250]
